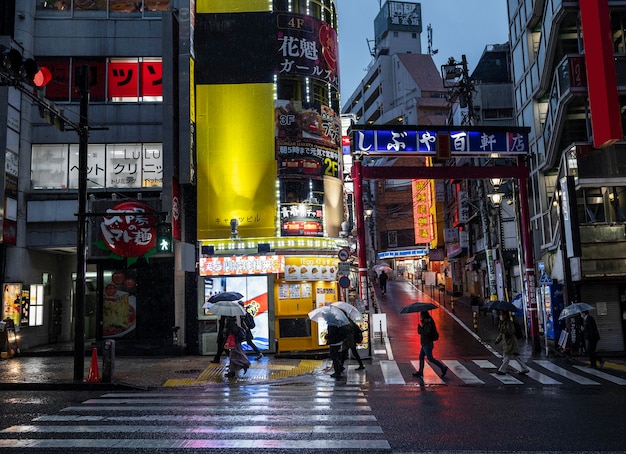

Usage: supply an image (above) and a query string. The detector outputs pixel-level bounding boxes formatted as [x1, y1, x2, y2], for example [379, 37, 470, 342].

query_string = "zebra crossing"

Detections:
[0, 384, 391, 451]
[367, 358, 626, 387]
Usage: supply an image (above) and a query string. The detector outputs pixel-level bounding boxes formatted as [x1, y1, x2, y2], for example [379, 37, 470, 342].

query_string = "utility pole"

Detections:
[73, 65, 90, 382]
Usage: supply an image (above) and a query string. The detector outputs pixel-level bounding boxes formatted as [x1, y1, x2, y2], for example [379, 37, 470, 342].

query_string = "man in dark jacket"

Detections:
[326, 324, 349, 378]
[582, 310, 604, 368]
[413, 311, 447, 378]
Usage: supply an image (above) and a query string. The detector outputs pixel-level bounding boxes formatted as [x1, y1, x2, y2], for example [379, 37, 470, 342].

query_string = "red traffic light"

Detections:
[33, 66, 52, 88]
[0, 46, 51, 88]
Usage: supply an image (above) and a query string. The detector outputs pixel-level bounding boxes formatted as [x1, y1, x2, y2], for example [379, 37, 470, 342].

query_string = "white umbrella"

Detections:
[331, 302, 362, 321]
[373, 264, 392, 275]
[308, 306, 351, 327]
[558, 302, 595, 320]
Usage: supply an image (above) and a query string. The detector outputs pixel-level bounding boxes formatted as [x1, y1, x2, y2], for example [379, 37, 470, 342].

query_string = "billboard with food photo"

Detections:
[103, 270, 137, 338]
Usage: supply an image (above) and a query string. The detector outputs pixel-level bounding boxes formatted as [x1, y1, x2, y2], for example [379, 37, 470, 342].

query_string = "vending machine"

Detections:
[542, 282, 564, 340]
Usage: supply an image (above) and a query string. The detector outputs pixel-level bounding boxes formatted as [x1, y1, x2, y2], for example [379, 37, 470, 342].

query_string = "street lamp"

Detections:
[488, 192, 505, 207]
[489, 177, 502, 192]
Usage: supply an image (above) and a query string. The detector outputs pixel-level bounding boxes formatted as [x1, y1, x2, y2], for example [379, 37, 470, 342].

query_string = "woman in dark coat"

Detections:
[495, 310, 530, 375]
[413, 311, 447, 378]
[225, 316, 251, 377]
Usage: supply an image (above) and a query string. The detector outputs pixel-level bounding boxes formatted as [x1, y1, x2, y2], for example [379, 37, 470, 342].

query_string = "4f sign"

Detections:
[338, 248, 350, 261]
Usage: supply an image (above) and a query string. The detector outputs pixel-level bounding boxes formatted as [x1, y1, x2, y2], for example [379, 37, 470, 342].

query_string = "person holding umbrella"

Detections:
[378, 270, 388, 295]
[412, 310, 447, 378]
[495, 310, 530, 375]
[581, 310, 604, 369]
[326, 323, 349, 378]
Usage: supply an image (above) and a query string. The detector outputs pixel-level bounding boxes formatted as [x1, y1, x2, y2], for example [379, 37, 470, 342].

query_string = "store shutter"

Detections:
[580, 284, 624, 352]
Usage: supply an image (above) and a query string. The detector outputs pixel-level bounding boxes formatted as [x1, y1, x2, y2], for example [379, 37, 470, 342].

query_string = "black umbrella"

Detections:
[400, 302, 438, 314]
[482, 300, 518, 312]
[207, 291, 244, 303]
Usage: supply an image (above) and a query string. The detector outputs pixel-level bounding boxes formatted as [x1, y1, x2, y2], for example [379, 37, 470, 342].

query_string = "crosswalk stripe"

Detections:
[473, 359, 563, 385]
[573, 365, 626, 385]
[346, 365, 368, 385]
[445, 360, 485, 385]
[60, 404, 373, 413]
[82, 397, 369, 405]
[0, 439, 393, 450]
[36, 414, 379, 423]
[3, 425, 384, 434]
[380, 360, 405, 384]
[410, 360, 445, 384]
[534, 360, 600, 385]
[2, 384, 391, 451]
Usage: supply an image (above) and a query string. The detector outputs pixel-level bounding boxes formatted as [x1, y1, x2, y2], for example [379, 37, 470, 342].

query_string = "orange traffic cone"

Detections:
[85, 347, 101, 383]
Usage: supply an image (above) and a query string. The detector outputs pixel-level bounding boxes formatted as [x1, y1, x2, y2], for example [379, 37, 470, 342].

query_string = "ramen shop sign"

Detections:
[100, 201, 157, 258]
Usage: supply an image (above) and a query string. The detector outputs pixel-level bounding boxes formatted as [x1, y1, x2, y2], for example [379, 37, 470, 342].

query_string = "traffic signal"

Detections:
[0, 46, 51, 88]
[156, 222, 172, 254]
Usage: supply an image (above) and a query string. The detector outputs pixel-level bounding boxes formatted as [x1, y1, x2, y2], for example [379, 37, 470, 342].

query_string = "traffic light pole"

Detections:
[73, 66, 90, 382]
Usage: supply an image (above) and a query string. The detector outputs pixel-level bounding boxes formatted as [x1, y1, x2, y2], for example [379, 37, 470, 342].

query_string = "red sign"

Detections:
[100, 201, 157, 257]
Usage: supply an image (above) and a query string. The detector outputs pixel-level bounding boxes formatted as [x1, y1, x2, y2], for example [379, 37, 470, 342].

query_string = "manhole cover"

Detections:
[174, 369, 203, 374]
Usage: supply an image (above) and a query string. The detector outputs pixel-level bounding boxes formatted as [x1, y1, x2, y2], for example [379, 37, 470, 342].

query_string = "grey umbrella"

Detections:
[400, 302, 438, 314]
[558, 302, 595, 320]
[204, 300, 247, 317]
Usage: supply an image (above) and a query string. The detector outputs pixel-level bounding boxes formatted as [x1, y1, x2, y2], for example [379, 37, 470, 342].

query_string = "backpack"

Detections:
[245, 312, 256, 330]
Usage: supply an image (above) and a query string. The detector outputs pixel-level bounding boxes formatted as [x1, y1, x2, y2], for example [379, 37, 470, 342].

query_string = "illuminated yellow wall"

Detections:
[196, 84, 277, 238]
[196, 0, 271, 13]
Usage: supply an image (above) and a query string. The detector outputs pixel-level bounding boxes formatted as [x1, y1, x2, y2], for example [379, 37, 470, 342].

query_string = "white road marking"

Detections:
[534, 360, 600, 385]
[445, 359, 485, 385]
[573, 365, 626, 385]
[410, 360, 445, 385]
[379, 360, 405, 384]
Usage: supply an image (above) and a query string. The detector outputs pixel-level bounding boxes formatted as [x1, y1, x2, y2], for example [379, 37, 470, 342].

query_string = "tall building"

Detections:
[1, 1, 186, 357]
[194, 0, 345, 355]
[0, 1, 348, 357]
[508, 0, 625, 351]
[342, 1, 449, 283]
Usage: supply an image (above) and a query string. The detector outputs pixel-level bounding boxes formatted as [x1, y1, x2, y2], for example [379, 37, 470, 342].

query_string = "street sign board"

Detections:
[338, 248, 350, 261]
[539, 272, 552, 285]
[337, 262, 350, 276]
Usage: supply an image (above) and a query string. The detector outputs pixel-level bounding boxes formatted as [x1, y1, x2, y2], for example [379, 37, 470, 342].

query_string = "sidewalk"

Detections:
[2, 282, 624, 390]
[402, 280, 626, 371]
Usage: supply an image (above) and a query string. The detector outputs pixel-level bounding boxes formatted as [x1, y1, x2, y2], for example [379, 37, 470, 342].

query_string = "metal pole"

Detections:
[352, 156, 369, 310]
[73, 65, 90, 381]
[517, 159, 540, 352]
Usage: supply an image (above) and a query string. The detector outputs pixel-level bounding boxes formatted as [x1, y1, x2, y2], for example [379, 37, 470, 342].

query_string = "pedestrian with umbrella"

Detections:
[203, 292, 245, 366]
[308, 306, 351, 379]
[332, 303, 365, 370]
[581, 308, 604, 369]
[378, 270, 388, 295]
[401, 303, 447, 378]
[495, 309, 530, 376]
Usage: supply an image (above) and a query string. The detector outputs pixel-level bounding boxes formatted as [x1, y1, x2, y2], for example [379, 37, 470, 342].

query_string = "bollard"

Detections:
[451, 296, 455, 313]
[102, 339, 115, 383]
[473, 310, 479, 333]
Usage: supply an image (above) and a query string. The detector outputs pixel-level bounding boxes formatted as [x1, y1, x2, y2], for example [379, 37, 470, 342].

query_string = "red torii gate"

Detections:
[350, 124, 541, 352]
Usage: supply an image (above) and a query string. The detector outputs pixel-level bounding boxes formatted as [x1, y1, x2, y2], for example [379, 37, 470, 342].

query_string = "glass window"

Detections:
[31, 144, 69, 189]
[279, 318, 311, 338]
[28, 285, 45, 327]
[32, 143, 163, 190]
